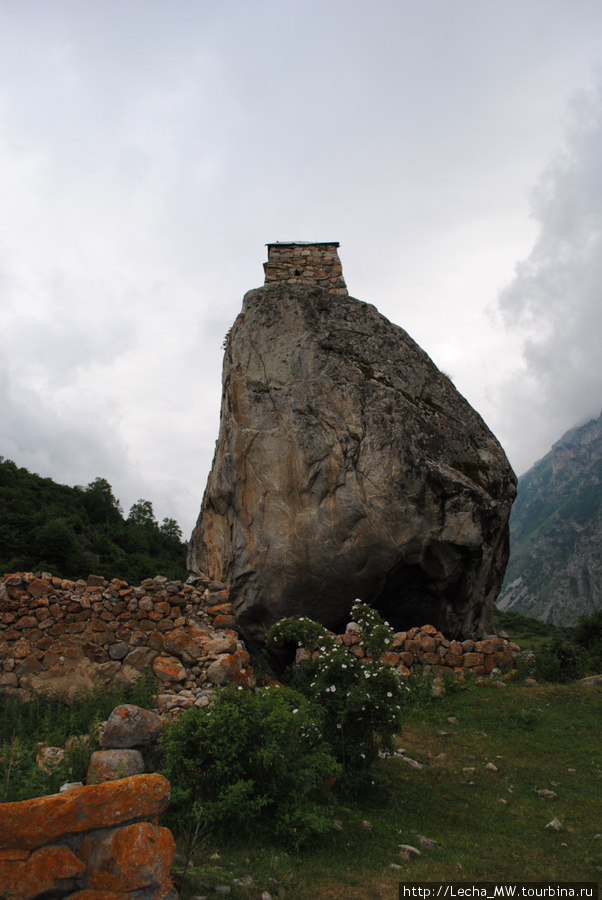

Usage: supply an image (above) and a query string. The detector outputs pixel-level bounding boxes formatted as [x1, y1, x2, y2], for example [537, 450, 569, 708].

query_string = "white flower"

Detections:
[386, 692, 392, 698]
[292, 709, 299, 714]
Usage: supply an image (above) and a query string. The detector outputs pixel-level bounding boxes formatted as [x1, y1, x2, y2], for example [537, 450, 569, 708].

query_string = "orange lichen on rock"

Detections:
[87, 749, 145, 783]
[0, 773, 170, 851]
[0, 844, 85, 900]
[77, 821, 175, 892]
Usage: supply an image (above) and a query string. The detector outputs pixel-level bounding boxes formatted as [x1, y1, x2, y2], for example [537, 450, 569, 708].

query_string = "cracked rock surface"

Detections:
[188, 283, 516, 645]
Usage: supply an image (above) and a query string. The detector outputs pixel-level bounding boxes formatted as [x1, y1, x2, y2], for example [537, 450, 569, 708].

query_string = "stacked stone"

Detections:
[263, 241, 348, 294]
[0, 572, 255, 711]
[87, 704, 163, 784]
[315, 623, 520, 677]
[0, 773, 176, 900]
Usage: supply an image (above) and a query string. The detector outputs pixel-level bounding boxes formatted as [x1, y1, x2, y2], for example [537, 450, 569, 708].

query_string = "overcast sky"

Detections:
[2, 0, 602, 537]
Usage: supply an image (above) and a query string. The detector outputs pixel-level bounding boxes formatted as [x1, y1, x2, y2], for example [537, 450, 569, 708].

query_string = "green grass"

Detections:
[175, 680, 602, 899]
[1, 673, 599, 898]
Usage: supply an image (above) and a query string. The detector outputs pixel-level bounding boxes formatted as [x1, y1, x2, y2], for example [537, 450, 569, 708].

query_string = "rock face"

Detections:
[188, 277, 516, 643]
[498, 411, 602, 625]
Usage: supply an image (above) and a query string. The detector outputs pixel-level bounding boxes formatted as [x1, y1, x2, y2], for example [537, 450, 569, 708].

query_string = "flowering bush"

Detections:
[265, 601, 405, 776]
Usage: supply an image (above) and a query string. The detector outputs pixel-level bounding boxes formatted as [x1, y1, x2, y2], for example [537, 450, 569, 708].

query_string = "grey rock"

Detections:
[232, 876, 254, 888]
[400, 756, 425, 769]
[189, 283, 516, 644]
[60, 782, 83, 791]
[580, 674, 602, 685]
[99, 704, 162, 748]
[138, 597, 155, 612]
[123, 647, 159, 671]
[398, 844, 421, 859]
[415, 834, 440, 849]
[108, 641, 130, 660]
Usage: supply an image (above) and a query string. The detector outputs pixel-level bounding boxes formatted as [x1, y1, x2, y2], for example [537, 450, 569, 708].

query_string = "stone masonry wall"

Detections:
[0, 572, 255, 714]
[302, 622, 520, 679]
[0, 571, 520, 713]
[263, 241, 348, 294]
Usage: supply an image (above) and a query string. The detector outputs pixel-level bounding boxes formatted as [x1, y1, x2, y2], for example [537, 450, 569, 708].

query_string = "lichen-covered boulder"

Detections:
[0, 845, 85, 900]
[76, 822, 175, 894]
[99, 705, 162, 749]
[188, 283, 516, 644]
[0, 774, 170, 851]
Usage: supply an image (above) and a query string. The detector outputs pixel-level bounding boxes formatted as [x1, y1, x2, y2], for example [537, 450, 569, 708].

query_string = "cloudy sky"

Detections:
[2, 0, 602, 537]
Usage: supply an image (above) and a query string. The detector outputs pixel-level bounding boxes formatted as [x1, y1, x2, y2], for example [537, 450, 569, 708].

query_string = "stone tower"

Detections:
[263, 241, 347, 294]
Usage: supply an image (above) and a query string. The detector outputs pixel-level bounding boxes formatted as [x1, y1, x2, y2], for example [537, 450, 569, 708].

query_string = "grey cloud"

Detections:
[3, 0, 602, 527]
[498, 79, 602, 468]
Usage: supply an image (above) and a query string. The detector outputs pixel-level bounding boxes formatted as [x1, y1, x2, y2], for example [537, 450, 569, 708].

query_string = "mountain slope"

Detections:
[497, 411, 602, 625]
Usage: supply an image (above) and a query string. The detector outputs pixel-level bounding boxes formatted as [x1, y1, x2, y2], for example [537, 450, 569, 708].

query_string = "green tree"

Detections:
[82, 477, 123, 525]
[127, 499, 157, 529]
[31, 519, 80, 574]
[160, 517, 183, 542]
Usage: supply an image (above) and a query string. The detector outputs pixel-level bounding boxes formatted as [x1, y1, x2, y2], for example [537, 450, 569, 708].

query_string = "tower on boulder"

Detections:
[188, 244, 517, 647]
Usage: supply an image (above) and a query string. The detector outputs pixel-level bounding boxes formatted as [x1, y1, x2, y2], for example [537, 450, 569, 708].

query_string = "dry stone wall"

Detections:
[0, 571, 255, 713]
[302, 622, 520, 679]
[0, 570, 520, 712]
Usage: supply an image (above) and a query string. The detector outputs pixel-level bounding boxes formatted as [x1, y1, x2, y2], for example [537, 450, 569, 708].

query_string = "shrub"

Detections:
[534, 637, 586, 684]
[572, 609, 602, 671]
[159, 685, 340, 848]
[265, 601, 406, 778]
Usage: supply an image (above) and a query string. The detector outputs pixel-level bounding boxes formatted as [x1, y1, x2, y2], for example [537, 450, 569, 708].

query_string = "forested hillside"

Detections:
[0, 457, 187, 583]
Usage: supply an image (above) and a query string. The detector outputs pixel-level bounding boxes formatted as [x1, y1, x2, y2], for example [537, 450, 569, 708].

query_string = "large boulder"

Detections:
[188, 282, 516, 644]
